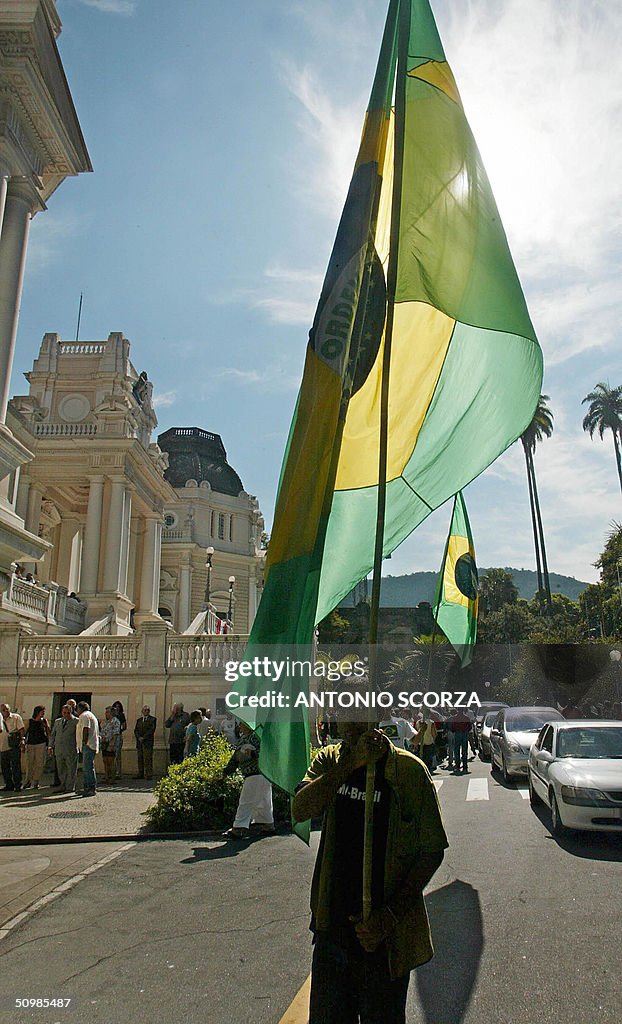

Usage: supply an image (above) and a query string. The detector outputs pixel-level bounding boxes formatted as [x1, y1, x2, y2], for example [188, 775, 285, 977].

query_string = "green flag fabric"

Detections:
[434, 492, 478, 666]
[234, 0, 542, 826]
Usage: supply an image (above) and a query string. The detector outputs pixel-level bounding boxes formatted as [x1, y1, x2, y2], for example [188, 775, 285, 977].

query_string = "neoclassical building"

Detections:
[0, 0, 91, 596]
[0, 331, 265, 764]
[3, 332, 265, 638]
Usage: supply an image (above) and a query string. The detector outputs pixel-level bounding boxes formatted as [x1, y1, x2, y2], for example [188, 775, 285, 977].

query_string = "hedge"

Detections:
[143, 731, 295, 833]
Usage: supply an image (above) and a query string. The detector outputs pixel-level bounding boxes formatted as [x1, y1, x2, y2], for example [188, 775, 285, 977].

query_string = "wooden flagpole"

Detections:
[363, 0, 410, 923]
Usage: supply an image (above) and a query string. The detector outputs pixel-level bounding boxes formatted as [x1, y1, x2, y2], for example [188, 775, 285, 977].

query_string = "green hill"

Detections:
[341, 568, 589, 608]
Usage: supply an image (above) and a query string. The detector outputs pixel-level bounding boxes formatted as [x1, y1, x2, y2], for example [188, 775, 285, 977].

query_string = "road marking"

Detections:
[279, 974, 311, 1023]
[518, 787, 530, 800]
[0, 842, 135, 943]
[433, 780, 443, 792]
[466, 778, 489, 801]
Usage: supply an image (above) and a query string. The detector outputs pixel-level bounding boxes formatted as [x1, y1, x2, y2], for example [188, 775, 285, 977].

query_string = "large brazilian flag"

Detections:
[236, 0, 543, 822]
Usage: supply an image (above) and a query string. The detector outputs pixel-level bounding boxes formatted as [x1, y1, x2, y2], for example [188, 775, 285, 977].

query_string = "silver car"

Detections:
[474, 702, 508, 759]
[528, 720, 622, 835]
[478, 710, 502, 762]
[490, 706, 564, 781]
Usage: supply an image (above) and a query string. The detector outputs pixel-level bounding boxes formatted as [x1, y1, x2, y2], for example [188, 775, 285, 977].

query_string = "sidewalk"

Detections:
[0, 774, 157, 841]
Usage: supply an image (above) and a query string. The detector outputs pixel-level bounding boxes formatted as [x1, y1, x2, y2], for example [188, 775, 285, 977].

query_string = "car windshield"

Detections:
[506, 713, 557, 732]
[556, 727, 622, 759]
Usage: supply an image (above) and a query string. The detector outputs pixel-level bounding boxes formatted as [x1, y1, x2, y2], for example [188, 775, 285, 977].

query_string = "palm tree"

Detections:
[478, 567, 519, 615]
[582, 382, 622, 495]
[521, 394, 553, 615]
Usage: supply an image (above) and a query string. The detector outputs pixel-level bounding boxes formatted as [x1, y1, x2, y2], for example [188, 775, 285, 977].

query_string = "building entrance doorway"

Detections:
[51, 691, 92, 722]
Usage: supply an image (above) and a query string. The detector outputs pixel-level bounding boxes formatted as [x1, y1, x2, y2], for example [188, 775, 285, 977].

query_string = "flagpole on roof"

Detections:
[364, 0, 410, 924]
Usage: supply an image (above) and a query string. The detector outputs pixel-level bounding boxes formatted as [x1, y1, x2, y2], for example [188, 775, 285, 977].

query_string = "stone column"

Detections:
[25, 484, 43, 535]
[69, 525, 83, 594]
[248, 574, 257, 632]
[81, 475, 104, 593]
[178, 560, 192, 632]
[103, 477, 126, 592]
[138, 516, 161, 617]
[118, 487, 132, 595]
[0, 180, 39, 423]
[56, 517, 81, 591]
[14, 473, 30, 522]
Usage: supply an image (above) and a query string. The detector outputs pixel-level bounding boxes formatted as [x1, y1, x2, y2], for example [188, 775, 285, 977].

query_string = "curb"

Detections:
[0, 829, 225, 846]
[0, 826, 293, 846]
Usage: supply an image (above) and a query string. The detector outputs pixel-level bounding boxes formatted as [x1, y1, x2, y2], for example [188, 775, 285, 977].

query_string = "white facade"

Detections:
[0, 0, 91, 595]
[7, 332, 174, 634]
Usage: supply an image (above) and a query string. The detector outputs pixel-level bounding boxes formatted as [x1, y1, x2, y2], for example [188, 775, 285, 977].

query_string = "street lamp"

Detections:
[203, 547, 214, 633]
[228, 575, 235, 625]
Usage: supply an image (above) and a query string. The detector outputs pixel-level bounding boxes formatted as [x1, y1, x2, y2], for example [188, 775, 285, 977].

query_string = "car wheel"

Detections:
[528, 774, 541, 807]
[502, 756, 511, 784]
[550, 791, 567, 836]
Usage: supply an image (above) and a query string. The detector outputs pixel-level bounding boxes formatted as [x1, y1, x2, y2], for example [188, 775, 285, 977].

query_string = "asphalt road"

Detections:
[1, 755, 621, 1024]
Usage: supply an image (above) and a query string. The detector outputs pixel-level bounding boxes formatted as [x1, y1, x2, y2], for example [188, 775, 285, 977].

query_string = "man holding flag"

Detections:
[293, 711, 447, 1024]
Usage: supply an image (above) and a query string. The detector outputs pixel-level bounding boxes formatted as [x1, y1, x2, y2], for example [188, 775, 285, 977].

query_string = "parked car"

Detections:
[478, 710, 503, 762]
[490, 706, 564, 781]
[528, 720, 622, 835]
[474, 702, 508, 758]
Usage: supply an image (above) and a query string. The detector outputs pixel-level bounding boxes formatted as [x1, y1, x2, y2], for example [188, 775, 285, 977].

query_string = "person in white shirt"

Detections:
[379, 715, 415, 751]
[197, 708, 214, 739]
[75, 701, 100, 797]
[220, 714, 238, 745]
[0, 704, 25, 791]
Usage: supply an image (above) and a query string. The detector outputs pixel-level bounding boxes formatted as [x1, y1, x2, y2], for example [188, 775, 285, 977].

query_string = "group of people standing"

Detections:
[318, 708, 475, 775]
[0, 699, 143, 796]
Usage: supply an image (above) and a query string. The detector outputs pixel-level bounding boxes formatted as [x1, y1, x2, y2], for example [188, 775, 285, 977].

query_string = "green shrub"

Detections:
[143, 731, 294, 833]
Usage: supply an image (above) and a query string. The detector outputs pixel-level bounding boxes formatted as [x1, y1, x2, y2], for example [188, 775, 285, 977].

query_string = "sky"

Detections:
[11, 0, 622, 586]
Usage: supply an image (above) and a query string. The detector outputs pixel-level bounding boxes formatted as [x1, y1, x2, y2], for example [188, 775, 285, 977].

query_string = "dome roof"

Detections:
[158, 427, 244, 497]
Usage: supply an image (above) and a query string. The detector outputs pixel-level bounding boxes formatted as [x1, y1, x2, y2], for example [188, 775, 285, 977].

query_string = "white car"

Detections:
[528, 720, 622, 835]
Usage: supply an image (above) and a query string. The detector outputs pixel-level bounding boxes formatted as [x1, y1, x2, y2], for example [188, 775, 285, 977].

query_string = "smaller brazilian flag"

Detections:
[434, 492, 478, 666]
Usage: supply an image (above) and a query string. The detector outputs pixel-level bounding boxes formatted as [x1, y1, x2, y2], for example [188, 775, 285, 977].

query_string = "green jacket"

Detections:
[302, 741, 448, 979]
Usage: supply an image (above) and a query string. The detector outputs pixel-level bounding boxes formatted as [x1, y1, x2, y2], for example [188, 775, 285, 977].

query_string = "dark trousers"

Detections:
[454, 732, 469, 771]
[309, 935, 409, 1024]
[137, 742, 153, 777]
[1, 747, 23, 790]
[169, 743, 184, 765]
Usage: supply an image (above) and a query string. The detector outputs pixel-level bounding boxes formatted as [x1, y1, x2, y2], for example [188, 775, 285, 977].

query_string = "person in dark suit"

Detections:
[134, 705, 157, 779]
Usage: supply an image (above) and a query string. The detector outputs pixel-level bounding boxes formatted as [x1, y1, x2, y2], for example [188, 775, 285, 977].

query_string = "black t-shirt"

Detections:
[328, 755, 391, 952]
[26, 719, 47, 745]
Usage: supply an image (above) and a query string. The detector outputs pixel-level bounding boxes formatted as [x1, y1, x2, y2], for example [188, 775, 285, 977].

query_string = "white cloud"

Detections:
[152, 389, 177, 409]
[207, 366, 300, 393]
[254, 264, 323, 326]
[442, 0, 622, 271]
[74, 0, 137, 13]
[27, 211, 89, 275]
[277, 60, 363, 220]
[268, 0, 622, 370]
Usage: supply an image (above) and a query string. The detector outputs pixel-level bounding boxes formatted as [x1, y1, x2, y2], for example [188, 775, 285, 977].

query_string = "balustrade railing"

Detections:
[2, 577, 49, 618]
[0, 575, 87, 633]
[58, 342, 106, 355]
[34, 423, 97, 437]
[19, 638, 142, 672]
[14, 632, 247, 674]
[167, 637, 247, 671]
